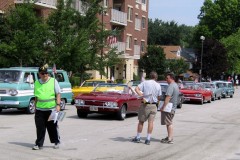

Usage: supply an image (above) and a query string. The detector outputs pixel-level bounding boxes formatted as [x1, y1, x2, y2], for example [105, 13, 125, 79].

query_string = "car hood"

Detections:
[180, 89, 203, 94]
[75, 92, 129, 101]
[0, 82, 19, 90]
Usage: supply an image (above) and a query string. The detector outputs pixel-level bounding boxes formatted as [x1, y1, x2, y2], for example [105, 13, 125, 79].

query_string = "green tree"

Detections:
[192, 38, 228, 79]
[0, 3, 48, 67]
[166, 59, 189, 76]
[221, 29, 240, 74]
[148, 19, 181, 45]
[138, 45, 166, 78]
[197, 0, 240, 40]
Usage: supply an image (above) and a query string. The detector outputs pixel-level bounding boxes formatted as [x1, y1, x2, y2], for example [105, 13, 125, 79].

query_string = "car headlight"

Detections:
[194, 94, 202, 97]
[75, 99, 85, 105]
[9, 89, 18, 96]
[105, 102, 118, 107]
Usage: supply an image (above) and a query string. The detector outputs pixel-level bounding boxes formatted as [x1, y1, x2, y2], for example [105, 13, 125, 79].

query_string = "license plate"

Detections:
[184, 98, 190, 101]
[90, 106, 98, 111]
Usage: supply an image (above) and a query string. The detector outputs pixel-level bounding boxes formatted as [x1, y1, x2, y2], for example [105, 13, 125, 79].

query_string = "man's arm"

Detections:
[135, 86, 143, 97]
[160, 95, 171, 111]
[56, 93, 61, 112]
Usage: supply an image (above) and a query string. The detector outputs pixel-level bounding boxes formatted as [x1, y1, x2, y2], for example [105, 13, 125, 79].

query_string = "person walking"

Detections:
[160, 72, 179, 144]
[32, 65, 61, 150]
[132, 71, 162, 145]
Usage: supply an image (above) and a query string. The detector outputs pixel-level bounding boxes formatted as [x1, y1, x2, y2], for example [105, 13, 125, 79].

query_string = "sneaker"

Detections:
[160, 137, 168, 143]
[53, 143, 60, 149]
[161, 137, 174, 144]
[132, 137, 141, 143]
[32, 145, 43, 150]
[144, 139, 150, 145]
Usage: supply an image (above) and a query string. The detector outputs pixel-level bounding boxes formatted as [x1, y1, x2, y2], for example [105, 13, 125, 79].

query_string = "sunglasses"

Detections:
[40, 72, 48, 75]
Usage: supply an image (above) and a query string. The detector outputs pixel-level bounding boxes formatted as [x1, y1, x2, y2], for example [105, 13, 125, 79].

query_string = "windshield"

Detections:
[93, 83, 127, 94]
[0, 70, 21, 83]
[183, 83, 203, 90]
[81, 81, 106, 87]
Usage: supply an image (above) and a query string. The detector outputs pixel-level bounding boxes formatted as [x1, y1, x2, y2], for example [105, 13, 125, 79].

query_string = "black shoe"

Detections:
[145, 139, 150, 145]
[132, 137, 141, 143]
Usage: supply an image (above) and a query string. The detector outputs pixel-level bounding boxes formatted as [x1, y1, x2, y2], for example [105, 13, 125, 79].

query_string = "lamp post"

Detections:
[200, 36, 205, 82]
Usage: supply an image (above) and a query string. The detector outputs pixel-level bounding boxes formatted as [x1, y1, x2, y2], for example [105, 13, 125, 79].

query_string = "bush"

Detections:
[70, 76, 81, 87]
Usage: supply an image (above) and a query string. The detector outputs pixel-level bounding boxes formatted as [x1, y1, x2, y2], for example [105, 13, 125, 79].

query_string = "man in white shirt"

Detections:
[132, 71, 162, 145]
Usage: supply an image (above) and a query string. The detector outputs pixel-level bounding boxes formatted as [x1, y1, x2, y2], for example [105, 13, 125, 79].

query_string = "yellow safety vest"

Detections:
[34, 78, 56, 109]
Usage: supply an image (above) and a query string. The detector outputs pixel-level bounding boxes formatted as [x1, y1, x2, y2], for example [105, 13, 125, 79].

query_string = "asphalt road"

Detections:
[0, 88, 240, 160]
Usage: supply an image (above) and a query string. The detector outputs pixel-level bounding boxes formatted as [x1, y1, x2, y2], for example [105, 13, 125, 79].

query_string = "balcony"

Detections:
[135, 18, 141, 31]
[14, 0, 57, 9]
[110, 9, 127, 26]
[133, 45, 140, 59]
[141, 4, 147, 11]
[110, 42, 125, 53]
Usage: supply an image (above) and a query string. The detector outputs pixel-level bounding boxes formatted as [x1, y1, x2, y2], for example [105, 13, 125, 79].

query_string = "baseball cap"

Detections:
[38, 64, 48, 73]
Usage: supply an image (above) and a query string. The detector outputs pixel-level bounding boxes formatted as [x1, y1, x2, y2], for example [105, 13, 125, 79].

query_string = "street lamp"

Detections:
[200, 36, 205, 82]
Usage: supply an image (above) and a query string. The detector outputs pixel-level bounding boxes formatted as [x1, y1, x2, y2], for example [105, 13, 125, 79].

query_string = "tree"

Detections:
[192, 38, 228, 79]
[138, 45, 166, 78]
[0, 3, 48, 67]
[197, 0, 240, 40]
[221, 28, 240, 74]
[165, 59, 189, 76]
[148, 19, 195, 47]
[148, 19, 181, 45]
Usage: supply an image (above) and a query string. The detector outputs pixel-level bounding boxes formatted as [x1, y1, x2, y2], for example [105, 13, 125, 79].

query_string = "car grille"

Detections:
[0, 90, 7, 94]
[184, 94, 195, 97]
[85, 100, 105, 106]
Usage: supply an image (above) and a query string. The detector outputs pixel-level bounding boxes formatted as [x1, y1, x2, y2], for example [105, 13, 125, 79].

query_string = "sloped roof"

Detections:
[159, 45, 185, 60]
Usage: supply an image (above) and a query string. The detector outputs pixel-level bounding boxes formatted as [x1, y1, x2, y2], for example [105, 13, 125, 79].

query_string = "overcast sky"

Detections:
[148, 0, 205, 26]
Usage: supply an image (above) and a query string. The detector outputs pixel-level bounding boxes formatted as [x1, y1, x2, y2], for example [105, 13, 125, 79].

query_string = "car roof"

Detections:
[0, 67, 65, 72]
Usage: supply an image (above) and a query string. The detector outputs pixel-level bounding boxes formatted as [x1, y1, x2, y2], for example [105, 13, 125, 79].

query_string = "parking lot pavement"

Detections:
[0, 89, 240, 160]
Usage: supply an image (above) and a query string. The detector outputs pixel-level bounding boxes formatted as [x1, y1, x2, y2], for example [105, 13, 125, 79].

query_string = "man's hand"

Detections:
[56, 105, 61, 112]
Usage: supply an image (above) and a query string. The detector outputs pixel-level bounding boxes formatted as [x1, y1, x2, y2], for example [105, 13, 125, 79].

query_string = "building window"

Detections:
[128, 7, 133, 21]
[142, 17, 146, 29]
[141, 41, 145, 52]
[103, 0, 109, 7]
[142, 0, 146, 4]
[126, 35, 132, 49]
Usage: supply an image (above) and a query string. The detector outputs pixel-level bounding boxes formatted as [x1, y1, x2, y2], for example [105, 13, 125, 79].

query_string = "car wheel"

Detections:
[211, 95, 215, 101]
[60, 98, 66, 110]
[218, 96, 221, 100]
[77, 110, 88, 118]
[26, 99, 36, 114]
[0, 108, 2, 113]
[200, 98, 204, 105]
[117, 105, 126, 120]
[230, 95, 233, 98]
[177, 99, 182, 109]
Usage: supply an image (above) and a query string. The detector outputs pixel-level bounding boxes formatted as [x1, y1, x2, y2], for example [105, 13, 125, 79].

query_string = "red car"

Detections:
[74, 83, 142, 120]
[180, 83, 212, 105]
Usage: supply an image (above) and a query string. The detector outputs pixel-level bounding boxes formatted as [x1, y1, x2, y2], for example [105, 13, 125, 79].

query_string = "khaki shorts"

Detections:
[138, 103, 157, 122]
[161, 111, 175, 125]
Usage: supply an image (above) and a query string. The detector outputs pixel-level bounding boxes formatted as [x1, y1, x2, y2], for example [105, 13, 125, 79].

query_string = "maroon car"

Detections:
[74, 83, 142, 120]
[180, 83, 212, 105]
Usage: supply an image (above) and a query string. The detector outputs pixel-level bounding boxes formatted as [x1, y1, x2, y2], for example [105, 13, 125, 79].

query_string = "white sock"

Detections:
[147, 134, 151, 140]
[137, 133, 141, 138]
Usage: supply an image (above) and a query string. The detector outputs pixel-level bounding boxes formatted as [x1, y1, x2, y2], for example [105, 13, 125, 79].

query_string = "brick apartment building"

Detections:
[0, 0, 149, 82]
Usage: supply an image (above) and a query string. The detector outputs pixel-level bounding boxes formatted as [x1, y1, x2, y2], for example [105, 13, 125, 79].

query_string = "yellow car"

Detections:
[72, 79, 110, 99]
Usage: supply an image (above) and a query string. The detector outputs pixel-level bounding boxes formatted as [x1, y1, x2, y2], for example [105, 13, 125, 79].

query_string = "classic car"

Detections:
[159, 82, 184, 109]
[221, 81, 235, 98]
[201, 82, 222, 101]
[74, 83, 142, 120]
[180, 83, 212, 104]
[72, 79, 111, 104]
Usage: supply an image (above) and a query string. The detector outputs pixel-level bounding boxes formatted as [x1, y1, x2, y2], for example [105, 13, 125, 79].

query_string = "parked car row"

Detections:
[180, 81, 235, 105]
[74, 81, 185, 120]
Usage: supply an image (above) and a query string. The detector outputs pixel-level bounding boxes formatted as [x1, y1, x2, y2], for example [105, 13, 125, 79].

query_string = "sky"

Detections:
[149, 0, 205, 26]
